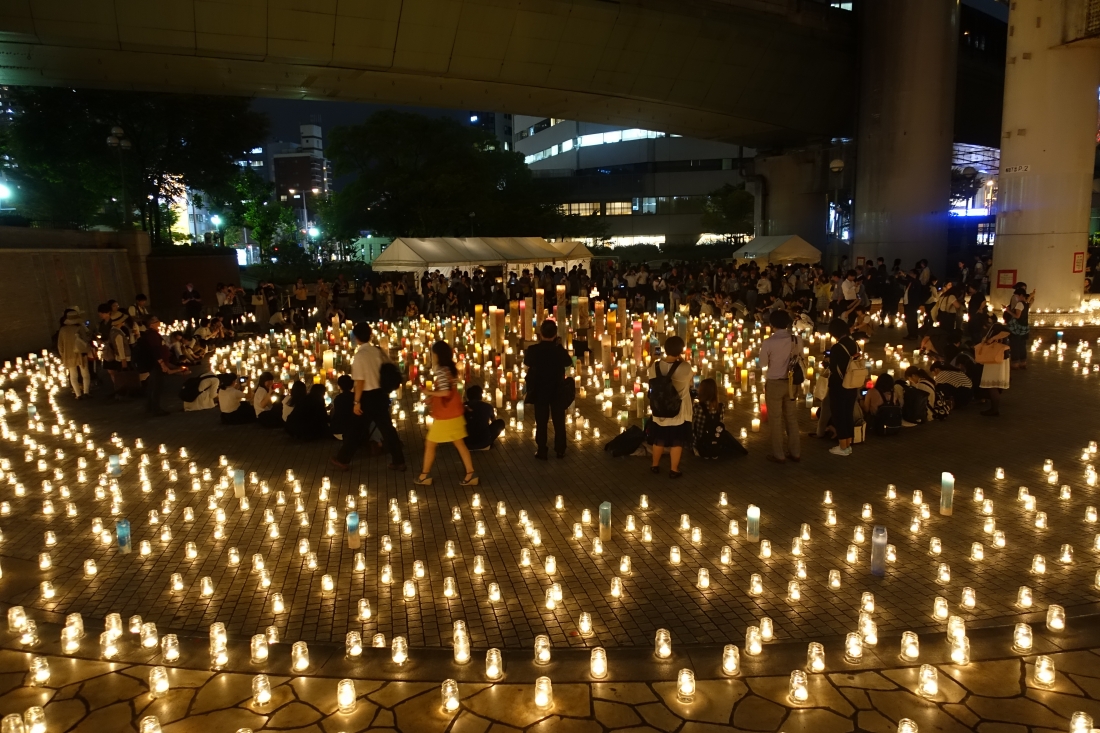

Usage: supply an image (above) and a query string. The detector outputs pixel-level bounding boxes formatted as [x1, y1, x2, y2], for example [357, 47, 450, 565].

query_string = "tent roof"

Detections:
[734, 235, 821, 264]
[548, 240, 594, 260]
[371, 237, 586, 271]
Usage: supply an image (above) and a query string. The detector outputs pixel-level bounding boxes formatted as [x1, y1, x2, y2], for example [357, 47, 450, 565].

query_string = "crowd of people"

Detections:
[50, 252, 1034, 479]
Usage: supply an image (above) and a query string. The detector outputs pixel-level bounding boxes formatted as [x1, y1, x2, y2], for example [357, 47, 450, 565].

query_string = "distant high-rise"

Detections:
[468, 112, 512, 151]
[272, 124, 331, 227]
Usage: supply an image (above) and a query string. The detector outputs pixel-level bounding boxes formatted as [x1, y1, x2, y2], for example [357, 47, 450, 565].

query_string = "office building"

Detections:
[513, 116, 752, 247]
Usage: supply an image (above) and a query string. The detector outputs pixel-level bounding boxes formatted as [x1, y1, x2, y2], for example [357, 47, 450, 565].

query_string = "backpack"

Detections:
[178, 376, 204, 403]
[876, 392, 903, 436]
[648, 361, 684, 418]
[604, 425, 646, 457]
[379, 361, 403, 394]
[786, 335, 807, 394]
[901, 386, 929, 424]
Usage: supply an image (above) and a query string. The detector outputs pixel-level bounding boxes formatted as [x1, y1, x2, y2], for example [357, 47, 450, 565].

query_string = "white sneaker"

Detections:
[829, 446, 853, 457]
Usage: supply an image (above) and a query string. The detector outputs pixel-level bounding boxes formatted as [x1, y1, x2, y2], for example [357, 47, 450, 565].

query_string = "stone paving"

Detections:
[0, 324, 1099, 730]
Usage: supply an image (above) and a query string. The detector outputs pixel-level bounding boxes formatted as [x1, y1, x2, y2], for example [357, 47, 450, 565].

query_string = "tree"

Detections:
[950, 167, 984, 208]
[0, 87, 267, 244]
[701, 184, 755, 243]
[327, 110, 594, 239]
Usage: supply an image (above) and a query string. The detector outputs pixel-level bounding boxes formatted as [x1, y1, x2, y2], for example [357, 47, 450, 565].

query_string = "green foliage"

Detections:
[327, 111, 599, 239]
[0, 87, 267, 244]
[950, 167, 985, 207]
[700, 183, 755, 241]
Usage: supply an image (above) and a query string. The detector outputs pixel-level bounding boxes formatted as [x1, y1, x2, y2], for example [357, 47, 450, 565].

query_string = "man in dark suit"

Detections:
[524, 319, 573, 460]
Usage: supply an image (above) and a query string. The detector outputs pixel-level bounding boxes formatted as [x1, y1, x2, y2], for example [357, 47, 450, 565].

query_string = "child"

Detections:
[463, 384, 505, 451]
[329, 375, 357, 441]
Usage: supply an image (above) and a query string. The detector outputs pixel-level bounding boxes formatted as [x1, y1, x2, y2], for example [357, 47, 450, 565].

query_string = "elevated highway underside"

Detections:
[0, 0, 855, 145]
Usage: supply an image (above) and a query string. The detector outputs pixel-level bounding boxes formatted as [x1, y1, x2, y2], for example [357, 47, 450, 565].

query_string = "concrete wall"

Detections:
[145, 253, 242, 322]
[0, 247, 135, 360]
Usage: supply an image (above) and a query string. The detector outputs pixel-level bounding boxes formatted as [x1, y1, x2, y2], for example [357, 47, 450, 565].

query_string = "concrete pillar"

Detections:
[991, 0, 1100, 311]
[853, 0, 959, 272]
[756, 152, 828, 250]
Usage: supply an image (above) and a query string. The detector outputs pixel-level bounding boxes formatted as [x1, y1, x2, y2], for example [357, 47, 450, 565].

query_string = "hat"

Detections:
[63, 307, 83, 326]
[110, 312, 127, 326]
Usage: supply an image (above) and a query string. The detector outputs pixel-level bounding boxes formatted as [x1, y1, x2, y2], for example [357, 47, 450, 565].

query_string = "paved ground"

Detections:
[0, 322, 1099, 731]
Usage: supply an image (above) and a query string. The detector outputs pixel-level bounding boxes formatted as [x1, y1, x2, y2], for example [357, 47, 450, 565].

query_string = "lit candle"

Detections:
[1046, 604, 1066, 631]
[534, 676, 553, 709]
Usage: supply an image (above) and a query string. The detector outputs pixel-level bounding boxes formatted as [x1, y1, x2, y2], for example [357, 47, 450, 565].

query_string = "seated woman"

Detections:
[329, 375, 357, 441]
[218, 374, 256, 424]
[692, 378, 738, 459]
[285, 383, 329, 441]
[903, 365, 941, 422]
[282, 380, 307, 423]
[930, 361, 973, 410]
[860, 373, 903, 417]
[253, 372, 283, 427]
[181, 362, 219, 411]
[463, 384, 505, 451]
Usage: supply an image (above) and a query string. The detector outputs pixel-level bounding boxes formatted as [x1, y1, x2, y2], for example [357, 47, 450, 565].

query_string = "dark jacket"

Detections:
[329, 392, 356, 437]
[523, 340, 572, 404]
[465, 400, 496, 446]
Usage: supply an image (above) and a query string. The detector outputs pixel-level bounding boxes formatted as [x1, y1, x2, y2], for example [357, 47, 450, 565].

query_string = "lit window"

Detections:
[603, 130, 622, 144]
[605, 201, 632, 216]
[562, 139, 574, 152]
[250, 147, 263, 154]
[579, 133, 605, 148]
[470, 115, 479, 123]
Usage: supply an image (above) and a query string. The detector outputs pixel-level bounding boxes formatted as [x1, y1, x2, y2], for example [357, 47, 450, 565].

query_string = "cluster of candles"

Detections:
[0, 337, 1099, 728]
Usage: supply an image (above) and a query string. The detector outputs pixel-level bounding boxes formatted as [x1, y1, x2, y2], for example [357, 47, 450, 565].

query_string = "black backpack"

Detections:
[379, 362, 403, 394]
[901, 386, 929, 424]
[648, 361, 683, 418]
[604, 425, 646, 457]
[178, 376, 204, 403]
[876, 400, 903, 436]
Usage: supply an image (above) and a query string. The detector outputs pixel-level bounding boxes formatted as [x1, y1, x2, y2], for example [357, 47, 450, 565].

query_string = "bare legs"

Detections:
[650, 445, 683, 472]
[420, 439, 475, 478]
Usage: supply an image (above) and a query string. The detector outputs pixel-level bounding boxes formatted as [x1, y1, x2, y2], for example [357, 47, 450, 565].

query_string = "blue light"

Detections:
[470, 115, 479, 123]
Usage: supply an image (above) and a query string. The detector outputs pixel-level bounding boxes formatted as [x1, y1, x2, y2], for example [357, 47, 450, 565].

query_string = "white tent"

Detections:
[733, 235, 821, 264]
[370, 237, 591, 274]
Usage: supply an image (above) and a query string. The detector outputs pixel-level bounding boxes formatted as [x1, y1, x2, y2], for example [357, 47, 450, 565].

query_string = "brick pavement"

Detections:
[2, 324, 1097, 658]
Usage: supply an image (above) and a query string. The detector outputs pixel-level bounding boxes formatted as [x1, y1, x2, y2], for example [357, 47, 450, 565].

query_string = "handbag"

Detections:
[431, 388, 465, 420]
[975, 327, 1009, 364]
[838, 343, 868, 390]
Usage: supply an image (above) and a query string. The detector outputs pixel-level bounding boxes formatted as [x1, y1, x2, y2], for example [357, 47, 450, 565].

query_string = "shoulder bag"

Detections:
[838, 342, 868, 390]
[974, 327, 1009, 364]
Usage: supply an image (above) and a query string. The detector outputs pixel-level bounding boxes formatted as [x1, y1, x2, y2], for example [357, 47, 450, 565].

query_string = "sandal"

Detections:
[414, 473, 433, 486]
[460, 472, 479, 487]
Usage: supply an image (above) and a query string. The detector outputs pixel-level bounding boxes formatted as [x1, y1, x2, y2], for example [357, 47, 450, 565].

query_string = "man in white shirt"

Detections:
[759, 310, 802, 463]
[332, 322, 406, 471]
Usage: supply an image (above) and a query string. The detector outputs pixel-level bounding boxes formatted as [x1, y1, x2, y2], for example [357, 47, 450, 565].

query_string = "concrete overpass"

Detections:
[0, 0, 856, 146]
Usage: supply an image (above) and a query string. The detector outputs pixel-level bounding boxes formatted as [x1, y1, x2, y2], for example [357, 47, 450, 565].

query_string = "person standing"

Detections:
[331, 323, 406, 471]
[181, 284, 202, 323]
[136, 317, 187, 415]
[57, 308, 92, 399]
[759, 310, 802, 463]
[414, 341, 478, 486]
[524, 319, 573, 460]
[1005, 282, 1035, 370]
[647, 335, 693, 478]
[826, 319, 859, 456]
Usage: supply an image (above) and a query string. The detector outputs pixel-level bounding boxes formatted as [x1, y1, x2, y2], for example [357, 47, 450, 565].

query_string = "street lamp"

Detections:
[211, 215, 223, 246]
[106, 127, 132, 226]
[0, 182, 12, 212]
[308, 226, 319, 238]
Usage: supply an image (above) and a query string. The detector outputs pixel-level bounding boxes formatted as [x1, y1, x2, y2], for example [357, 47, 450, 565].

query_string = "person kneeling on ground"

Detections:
[329, 375, 357, 441]
[218, 374, 256, 424]
[253, 372, 283, 427]
[930, 361, 973, 411]
[464, 384, 505, 451]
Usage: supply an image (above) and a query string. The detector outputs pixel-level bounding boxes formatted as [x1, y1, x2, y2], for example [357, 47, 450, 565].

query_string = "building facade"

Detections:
[512, 116, 753, 247]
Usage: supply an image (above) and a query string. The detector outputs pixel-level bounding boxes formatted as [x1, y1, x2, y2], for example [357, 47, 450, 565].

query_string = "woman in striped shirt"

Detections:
[415, 341, 478, 487]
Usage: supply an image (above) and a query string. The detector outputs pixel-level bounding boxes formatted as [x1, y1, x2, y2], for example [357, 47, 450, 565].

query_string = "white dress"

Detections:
[980, 359, 1010, 390]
